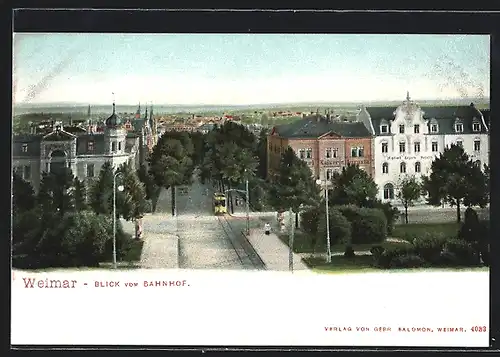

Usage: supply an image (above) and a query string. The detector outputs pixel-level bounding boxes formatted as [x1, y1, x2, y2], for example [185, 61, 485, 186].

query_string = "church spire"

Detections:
[112, 92, 116, 114]
[406, 91, 411, 101]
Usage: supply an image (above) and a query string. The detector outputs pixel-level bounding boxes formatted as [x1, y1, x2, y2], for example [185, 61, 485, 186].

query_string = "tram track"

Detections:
[217, 214, 266, 270]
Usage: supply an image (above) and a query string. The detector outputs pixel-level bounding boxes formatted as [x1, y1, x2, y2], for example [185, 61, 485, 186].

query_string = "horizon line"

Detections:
[14, 97, 491, 108]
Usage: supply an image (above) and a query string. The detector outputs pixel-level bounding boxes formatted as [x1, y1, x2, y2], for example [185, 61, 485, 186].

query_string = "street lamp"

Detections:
[316, 178, 331, 263]
[113, 171, 124, 269]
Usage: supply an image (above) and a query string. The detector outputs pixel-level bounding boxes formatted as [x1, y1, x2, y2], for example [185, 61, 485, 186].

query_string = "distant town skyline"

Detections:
[13, 33, 490, 106]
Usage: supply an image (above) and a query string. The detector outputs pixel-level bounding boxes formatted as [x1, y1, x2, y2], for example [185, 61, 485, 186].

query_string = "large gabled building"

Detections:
[12, 101, 159, 193]
[357, 93, 490, 202]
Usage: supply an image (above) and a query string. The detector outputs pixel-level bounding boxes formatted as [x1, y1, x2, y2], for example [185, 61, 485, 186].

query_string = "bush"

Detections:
[390, 253, 427, 269]
[336, 205, 387, 244]
[412, 233, 448, 265]
[301, 206, 323, 237]
[316, 208, 351, 248]
[365, 199, 400, 235]
[458, 207, 482, 243]
[443, 239, 480, 266]
[374, 246, 417, 269]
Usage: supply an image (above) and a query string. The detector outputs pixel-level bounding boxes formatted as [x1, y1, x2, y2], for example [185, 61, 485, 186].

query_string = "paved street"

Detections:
[157, 177, 256, 270]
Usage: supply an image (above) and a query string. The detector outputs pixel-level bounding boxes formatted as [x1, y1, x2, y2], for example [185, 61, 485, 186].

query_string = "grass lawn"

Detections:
[392, 222, 460, 242]
[303, 256, 490, 274]
[278, 231, 411, 254]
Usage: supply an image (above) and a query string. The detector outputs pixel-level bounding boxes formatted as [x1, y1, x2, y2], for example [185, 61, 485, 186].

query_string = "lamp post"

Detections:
[316, 178, 331, 263]
[288, 206, 294, 272]
[245, 178, 250, 236]
[113, 171, 124, 269]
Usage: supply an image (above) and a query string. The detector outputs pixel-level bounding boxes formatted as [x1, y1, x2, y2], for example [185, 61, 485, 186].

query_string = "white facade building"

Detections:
[12, 102, 144, 193]
[357, 93, 489, 202]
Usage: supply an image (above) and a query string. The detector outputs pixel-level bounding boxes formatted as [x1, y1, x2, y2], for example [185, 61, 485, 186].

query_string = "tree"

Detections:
[268, 147, 321, 228]
[73, 177, 88, 211]
[330, 164, 378, 207]
[89, 161, 114, 215]
[148, 136, 194, 216]
[12, 172, 36, 214]
[137, 164, 161, 212]
[37, 167, 77, 217]
[118, 161, 148, 237]
[396, 175, 422, 224]
[254, 128, 268, 179]
[423, 144, 489, 223]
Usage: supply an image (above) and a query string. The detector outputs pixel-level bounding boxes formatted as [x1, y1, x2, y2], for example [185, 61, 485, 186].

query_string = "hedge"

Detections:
[316, 208, 351, 248]
[336, 205, 387, 244]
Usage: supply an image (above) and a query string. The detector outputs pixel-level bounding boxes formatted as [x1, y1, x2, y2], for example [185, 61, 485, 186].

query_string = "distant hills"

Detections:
[13, 97, 490, 115]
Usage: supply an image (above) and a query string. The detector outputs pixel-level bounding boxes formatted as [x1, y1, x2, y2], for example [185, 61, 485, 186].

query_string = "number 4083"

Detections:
[471, 326, 487, 332]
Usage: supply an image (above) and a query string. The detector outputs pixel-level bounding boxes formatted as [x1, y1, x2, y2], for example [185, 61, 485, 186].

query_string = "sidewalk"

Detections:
[246, 228, 309, 271]
[120, 216, 180, 269]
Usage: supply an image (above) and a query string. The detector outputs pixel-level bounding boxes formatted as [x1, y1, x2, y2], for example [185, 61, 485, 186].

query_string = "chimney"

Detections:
[69, 115, 73, 127]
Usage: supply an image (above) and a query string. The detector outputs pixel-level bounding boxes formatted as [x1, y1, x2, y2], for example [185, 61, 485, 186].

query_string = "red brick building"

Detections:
[267, 114, 374, 186]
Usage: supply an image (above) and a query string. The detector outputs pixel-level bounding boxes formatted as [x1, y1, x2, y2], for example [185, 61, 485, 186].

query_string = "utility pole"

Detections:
[288, 207, 294, 272]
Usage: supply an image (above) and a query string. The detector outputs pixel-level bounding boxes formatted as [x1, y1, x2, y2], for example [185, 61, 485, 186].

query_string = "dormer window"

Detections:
[455, 123, 463, 133]
[473, 122, 481, 132]
[380, 125, 388, 134]
[430, 124, 438, 133]
[21, 144, 28, 153]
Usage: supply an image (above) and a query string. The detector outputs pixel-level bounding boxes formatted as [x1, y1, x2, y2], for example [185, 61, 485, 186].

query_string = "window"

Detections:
[474, 140, 481, 152]
[299, 149, 305, 159]
[45, 163, 49, 172]
[112, 142, 116, 152]
[414, 142, 421, 153]
[399, 142, 406, 153]
[415, 162, 421, 173]
[473, 122, 481, 132]
[383, 183, 394, 200]
[475, 160, 481, 168]
[414, 124, 420, 134]
[306, 149, 312, 159]
[399, 125, 405, 134]
[23, 165, 31, 180]
[431, 124, 438, 133]
[382, 162, 389, 174]
[325, 148, 332, 158]
[431, 141, 438, 152]
[381, 142, 388, 153]
[456, 140, 463, 148]
[381, 125, 388, 133]
[455, 123, 463, 133]
[332, 149, 338, 158]
[118, 142, 122, 151]
[86, 164, 95, 177]
[88, 141, 94, 151]
[326, 169, 333, 180]
[400, 162, 406, 173]
[21, 144, 28, 153]
[351, 146, 364, 157]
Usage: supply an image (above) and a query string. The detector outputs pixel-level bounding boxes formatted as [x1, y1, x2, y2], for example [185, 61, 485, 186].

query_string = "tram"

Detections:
[213, 192, 227, 215]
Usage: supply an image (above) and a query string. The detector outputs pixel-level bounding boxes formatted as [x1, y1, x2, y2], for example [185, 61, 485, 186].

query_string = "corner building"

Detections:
[358, 93, 490, 202]
[267, 113, 374, 187]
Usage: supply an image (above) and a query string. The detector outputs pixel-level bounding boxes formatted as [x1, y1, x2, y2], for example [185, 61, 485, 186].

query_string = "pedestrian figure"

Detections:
[264, 223, 271, 235]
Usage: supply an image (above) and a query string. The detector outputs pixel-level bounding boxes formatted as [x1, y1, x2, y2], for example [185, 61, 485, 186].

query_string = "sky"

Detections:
[12, 33, 490, 105]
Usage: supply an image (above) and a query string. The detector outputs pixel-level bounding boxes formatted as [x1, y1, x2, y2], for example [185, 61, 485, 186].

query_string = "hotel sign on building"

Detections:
[357, 92, 490, 202]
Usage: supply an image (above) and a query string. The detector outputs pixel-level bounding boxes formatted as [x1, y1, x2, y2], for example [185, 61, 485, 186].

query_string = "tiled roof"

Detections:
[12, 134, 42, 157]
[43, 130, 76, 142]
[76, 134, 106, 155]
[367, 104, 489, 135]
[274, 116, 372, 139]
